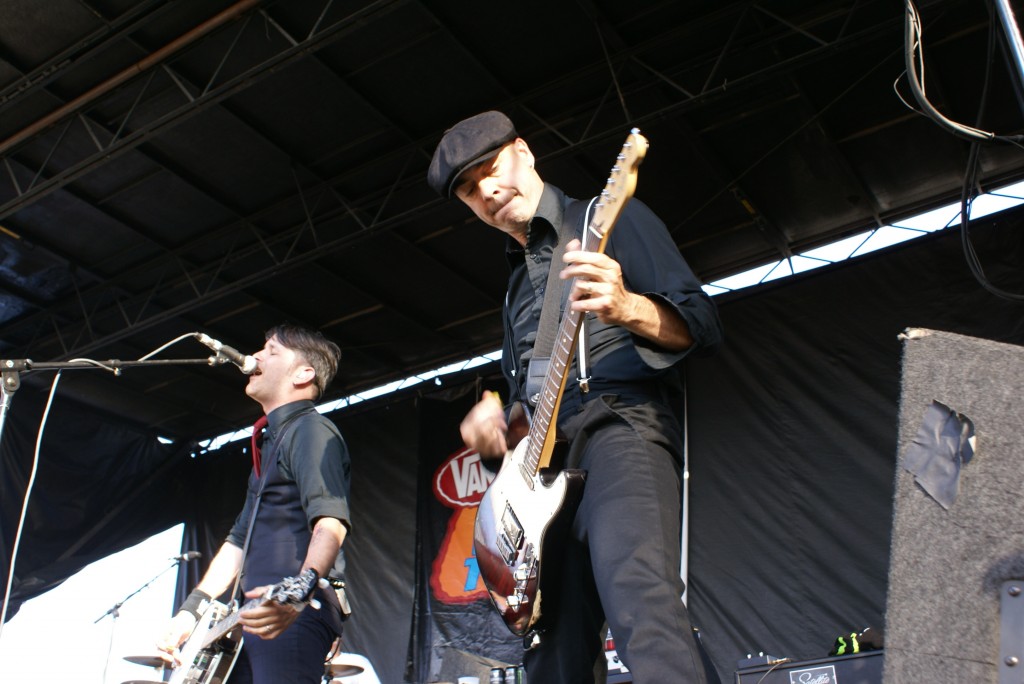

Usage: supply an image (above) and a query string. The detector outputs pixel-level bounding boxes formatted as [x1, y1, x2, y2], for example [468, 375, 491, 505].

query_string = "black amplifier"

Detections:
[735, 651, 883, 684]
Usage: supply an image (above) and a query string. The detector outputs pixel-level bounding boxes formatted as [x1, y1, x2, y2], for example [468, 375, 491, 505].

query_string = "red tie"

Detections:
[251, 415, 268, 476]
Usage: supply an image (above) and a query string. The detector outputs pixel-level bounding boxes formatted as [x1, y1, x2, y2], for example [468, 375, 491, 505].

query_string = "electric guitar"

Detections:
[169, 570, 325, 684]
[473, 129, 649, 637]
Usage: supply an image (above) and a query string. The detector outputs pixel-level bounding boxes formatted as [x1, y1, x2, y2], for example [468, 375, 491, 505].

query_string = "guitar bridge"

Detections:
[497, 503, 525, 564]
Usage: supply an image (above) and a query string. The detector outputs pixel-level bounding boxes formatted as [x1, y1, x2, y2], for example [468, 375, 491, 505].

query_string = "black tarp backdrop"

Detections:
[3, 207, 1024, 682]
[0, 383, 189, 620]
[330, 397, 420, 684]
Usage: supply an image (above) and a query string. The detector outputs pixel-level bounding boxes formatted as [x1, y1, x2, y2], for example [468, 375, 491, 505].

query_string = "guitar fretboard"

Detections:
[521, 132, 647, 477]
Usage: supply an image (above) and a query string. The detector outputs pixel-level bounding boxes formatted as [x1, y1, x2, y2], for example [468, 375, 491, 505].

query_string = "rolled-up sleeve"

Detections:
[606, 198, 723, 368]
[281, 416, 352, 533]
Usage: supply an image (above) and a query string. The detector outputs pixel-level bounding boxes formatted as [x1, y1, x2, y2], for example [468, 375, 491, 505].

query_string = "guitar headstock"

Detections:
[589, 128, 648, 248]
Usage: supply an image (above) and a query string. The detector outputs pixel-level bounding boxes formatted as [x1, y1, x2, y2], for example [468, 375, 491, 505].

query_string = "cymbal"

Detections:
[327, 662, 365, 676]
[122, 655, 169, 668]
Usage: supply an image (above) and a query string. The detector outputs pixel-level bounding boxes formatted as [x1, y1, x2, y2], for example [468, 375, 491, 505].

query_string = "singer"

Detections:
[157, 324, 350, 684]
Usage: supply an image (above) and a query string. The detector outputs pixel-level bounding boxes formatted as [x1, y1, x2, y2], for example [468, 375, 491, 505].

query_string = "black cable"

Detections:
[902, 0, 1024, 301]
[903, 0, 995, 142]
[957, 3, 1024, 301]
[959, 143, 1024, 301]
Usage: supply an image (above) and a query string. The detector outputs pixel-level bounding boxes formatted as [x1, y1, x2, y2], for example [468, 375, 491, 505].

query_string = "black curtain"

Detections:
[0, 383, 190, 620]
[334, 396, 420, 684]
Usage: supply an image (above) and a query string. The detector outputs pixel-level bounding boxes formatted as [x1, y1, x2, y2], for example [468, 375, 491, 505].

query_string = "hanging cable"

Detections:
[957, 4, 1024, 301]
[0, 371, 63, 640]
[901, 0, 1024, 301]
[902, 0, 999, 141]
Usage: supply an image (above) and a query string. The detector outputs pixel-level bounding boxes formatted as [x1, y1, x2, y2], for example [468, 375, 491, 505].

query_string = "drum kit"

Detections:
[323, 658, 366, 682]
[119, 650, 369, 683]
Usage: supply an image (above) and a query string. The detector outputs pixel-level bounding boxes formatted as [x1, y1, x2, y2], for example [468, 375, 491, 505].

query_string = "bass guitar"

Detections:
[473, 129, 648, 638]
[169, 570, 325, 684]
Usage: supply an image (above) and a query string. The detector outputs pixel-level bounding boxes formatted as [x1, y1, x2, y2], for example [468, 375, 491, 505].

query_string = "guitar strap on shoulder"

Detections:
[526, 197, 598, 405]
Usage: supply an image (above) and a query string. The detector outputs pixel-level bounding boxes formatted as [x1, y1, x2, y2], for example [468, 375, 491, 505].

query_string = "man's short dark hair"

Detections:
[266, 324, 341, 399]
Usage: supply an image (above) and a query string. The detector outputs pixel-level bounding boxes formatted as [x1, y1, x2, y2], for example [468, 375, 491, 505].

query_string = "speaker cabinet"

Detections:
[885, 329, 1024, 683]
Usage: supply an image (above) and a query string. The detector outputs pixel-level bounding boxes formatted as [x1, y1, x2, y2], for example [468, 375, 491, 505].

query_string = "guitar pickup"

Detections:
[497, 503, 525, 564]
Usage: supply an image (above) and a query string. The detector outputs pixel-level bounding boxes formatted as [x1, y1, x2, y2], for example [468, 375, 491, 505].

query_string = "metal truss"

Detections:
[0, 0, 929, 361]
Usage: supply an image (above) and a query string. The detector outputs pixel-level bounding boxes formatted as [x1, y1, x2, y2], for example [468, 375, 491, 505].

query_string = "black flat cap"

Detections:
[428, 111, 518, 198]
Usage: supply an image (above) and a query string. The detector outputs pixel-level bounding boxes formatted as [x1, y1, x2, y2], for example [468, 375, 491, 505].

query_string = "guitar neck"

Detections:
[200, 595, 260, 649]
[523, 307, 583, 472]
[522, 129, 647, 476]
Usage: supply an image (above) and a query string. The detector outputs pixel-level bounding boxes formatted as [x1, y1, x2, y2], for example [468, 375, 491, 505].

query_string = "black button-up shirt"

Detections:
[501, 184, 722, 416]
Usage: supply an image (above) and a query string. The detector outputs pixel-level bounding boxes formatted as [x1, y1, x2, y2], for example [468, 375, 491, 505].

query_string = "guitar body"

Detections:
[168, 600, 242, 684]
[473, 428, 586, 637]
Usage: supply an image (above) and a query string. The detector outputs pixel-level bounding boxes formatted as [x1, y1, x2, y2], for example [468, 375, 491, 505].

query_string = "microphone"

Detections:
[196, 333, 257, 375]
[171, 551, 202, 562]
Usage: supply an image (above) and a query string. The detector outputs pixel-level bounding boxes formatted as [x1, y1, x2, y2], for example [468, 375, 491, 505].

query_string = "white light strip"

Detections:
[195, 350, 503, 454]
[703, 180, 1024, 294]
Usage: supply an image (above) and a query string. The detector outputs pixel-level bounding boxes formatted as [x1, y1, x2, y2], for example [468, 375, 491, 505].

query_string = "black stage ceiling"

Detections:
[0, 0, 1022, 444]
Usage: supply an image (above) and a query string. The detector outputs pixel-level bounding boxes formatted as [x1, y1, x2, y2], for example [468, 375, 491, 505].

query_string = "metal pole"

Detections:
[994, 0, 1024, 91]
[0, 0, 261, 156]
[681, 380, 690, 607]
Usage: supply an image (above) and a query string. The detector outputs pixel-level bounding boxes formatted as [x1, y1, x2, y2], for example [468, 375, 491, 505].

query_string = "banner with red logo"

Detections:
[406, 388, 522, 682]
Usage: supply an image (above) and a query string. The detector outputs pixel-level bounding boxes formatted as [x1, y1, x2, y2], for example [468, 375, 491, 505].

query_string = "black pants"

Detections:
[228, 607, 336, 684]
[523, 397, 709, 684]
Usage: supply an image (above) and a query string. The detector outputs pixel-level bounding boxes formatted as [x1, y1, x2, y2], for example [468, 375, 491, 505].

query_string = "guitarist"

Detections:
[157, 324, 351, 684]
[428, 112, 723, 684]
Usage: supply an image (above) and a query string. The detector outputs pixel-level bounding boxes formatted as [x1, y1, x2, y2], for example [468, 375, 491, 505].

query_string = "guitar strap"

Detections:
[525, 196, 598, 405]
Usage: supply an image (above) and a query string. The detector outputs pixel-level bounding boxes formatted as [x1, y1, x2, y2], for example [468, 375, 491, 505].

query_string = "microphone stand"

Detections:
[94, 557, 184, 624]
[94, 557, 185, 684]
[0, 356, 224, 449]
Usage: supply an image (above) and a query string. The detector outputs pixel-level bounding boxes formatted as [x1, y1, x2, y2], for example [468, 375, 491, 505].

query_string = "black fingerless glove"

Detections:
[296, 568, 319, 600]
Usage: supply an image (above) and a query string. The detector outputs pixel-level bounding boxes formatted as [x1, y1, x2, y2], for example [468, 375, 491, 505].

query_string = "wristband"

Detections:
[178, 588, 212, 620]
